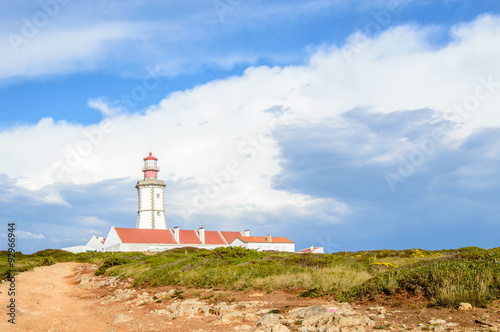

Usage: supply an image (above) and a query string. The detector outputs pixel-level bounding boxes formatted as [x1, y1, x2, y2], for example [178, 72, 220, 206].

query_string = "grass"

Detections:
[338, 247, 500, 307]
[3, 246, 500, 308]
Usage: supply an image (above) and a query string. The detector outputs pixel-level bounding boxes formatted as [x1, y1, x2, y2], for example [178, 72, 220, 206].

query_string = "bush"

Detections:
[95, 257, 132, 276]
[339, 257, 500, 307]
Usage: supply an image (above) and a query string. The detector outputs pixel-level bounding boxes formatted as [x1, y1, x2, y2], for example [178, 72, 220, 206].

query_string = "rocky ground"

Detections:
[1, 262, 500, 331]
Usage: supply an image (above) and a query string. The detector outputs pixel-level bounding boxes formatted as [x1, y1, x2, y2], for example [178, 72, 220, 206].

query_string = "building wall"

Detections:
[103, 227, 122, 249]
[61, 245, 95, 253]
[137, 182, 167, 229]
[105, 242, 231, 252]
[106, 243, 150, 252]
[231, 238, 295, 252]
[85, 236, 105, 252]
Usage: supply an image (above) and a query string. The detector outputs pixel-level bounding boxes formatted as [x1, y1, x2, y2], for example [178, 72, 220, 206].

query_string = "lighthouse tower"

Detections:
[135, 152, 167, 229]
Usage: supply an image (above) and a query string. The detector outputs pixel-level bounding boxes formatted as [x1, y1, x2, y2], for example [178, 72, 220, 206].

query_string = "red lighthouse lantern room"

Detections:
[143, 152, 159, 179]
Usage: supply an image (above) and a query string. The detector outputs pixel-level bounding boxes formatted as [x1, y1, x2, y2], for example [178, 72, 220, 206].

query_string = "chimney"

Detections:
[266, 234, 272, 242]
[310, 245, 314, 251]
[199, 226, 205, 244]
[244, 229, 250, 237]
[173, 226, 180, 243]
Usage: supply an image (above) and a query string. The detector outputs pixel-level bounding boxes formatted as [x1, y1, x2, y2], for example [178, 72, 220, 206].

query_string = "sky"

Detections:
[1, 0, 500, 254]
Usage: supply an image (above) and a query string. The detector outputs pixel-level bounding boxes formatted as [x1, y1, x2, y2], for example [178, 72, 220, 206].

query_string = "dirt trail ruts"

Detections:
[0, 262, 123, 332]
[0, 262, 268, 332]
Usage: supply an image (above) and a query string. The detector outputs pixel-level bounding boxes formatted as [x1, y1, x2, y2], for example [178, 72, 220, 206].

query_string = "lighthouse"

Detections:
[135, 152, 167, 229]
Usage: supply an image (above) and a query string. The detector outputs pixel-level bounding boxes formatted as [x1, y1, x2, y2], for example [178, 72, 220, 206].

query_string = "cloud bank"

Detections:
[1, 14, 500, 252]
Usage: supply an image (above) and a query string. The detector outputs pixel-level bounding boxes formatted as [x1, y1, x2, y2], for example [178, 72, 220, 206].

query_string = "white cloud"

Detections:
[17, 230, 45, 240]
[79, 216, 109, 227]
[1, 14, 500, 225]
[0, 21, 148, 79]
[87, 98, 123, 118]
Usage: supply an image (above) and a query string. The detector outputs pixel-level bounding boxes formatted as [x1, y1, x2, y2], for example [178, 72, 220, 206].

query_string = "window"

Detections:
[157, 211, 161, 216]
[156, 194, 160, 198]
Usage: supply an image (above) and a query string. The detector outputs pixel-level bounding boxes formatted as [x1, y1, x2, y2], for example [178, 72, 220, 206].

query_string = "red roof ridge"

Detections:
[237, 236, 294, 243]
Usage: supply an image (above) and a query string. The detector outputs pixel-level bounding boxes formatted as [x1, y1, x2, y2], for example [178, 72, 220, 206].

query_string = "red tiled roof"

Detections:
[100, 238, 106, 244]
[113, 227, 266, 246]
[178, 230, 202, 244]
[298, 247, 319, 252]
[114, 228, 177, 244]
[203, 230, 226, 244]
[220, 231, 242, 244]
[236, 236, 294, 243]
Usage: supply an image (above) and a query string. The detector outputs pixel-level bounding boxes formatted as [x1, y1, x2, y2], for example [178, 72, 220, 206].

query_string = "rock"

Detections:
[289, 305, 327, 319]
[302, 311, 335, 327]
[220, 312, 246, 323]
[249, 293, 265, 298]
[335, 315, 374, 328]
[428, 319, 446, 325]
[154, 291, 169, 299]
[297, 327, 317, 332]
[258, 313, 283, 326]
[244, 313, 260, 322]
[458, 302, 473, 310]
[340, 327, 365, 332]
[368, 307, 386, 314]
[233, 325, 253, 331]
[333, 303, 356, 316]
[110, 313, 133, 324]
[271, 324, 291, 332]
[320, 327, 340, 332]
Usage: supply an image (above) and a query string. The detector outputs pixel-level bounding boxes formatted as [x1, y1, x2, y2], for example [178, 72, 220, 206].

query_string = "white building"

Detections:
[61, 236, 105, 253]
[104, 226, 244, 252]
[230, 235, 295, 252]
[62, 152, 295, 253]
[136, 152, 167, 229]
[298, 245, 325, 254]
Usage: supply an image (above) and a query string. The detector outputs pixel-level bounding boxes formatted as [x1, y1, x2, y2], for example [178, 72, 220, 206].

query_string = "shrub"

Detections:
[340, 256, 500, 307]
[95, 257, 132, 276]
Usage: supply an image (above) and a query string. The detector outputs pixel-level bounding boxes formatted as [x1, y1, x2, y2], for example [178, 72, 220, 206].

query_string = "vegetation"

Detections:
[3, 246, 500, 308]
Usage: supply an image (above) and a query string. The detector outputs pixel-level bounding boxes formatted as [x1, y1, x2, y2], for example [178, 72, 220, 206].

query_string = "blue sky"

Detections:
[1, 0, 500, 254]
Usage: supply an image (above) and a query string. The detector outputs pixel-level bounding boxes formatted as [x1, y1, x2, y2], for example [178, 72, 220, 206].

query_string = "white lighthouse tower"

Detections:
[136, 152, 167, 229]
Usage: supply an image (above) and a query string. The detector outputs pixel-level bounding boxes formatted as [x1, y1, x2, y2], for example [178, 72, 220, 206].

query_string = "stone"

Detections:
[428, 319, 446, 325]
[302, 312, 335, 327]
[298, 327, 317, 332]
[110, 313, 133, 324]
[220, 312, 246, 323]
[335, 315, 374, 328]
[339, 326, 365, 332]
[289, 305, 327, 319]
[272, 323, 291, 332]
[458, 302, 473, 310]
[320, 327, 340, 332]
[244, 313, 260, 322]
[249, 293, 265, 297]
[258, 313, 283, 326]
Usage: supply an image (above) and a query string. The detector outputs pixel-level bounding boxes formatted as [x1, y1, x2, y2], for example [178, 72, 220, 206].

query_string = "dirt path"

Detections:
[0, 262, 123, 332]
[1, 263, 500, 332]
[0, 262, 326, 332]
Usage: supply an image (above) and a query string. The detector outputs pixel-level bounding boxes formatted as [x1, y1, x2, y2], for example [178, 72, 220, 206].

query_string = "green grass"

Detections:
[338, 247, 500, 307]
[3, 246, 500, 308]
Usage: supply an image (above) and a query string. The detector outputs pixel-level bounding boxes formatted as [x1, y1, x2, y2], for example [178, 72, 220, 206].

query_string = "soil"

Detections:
[0, 262, 499, 331]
